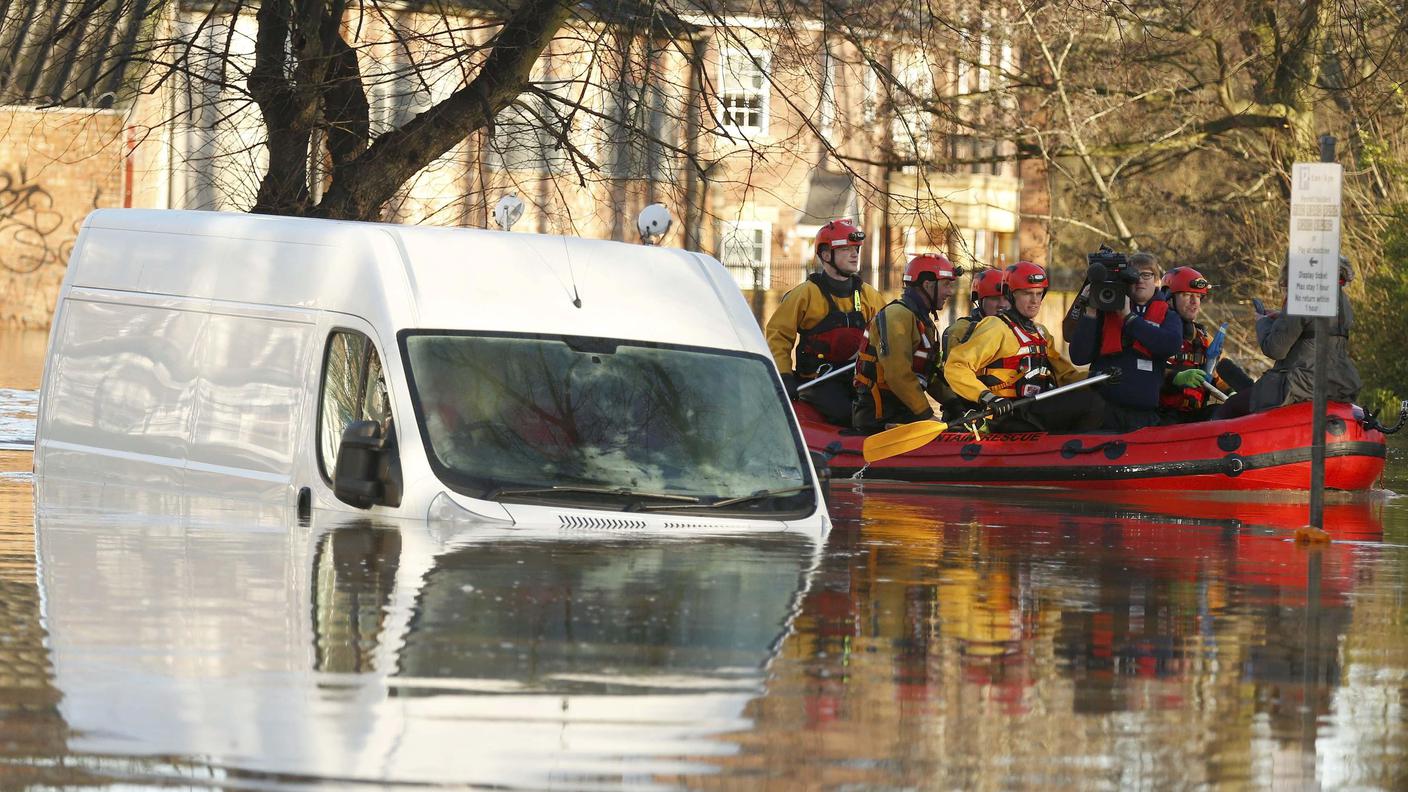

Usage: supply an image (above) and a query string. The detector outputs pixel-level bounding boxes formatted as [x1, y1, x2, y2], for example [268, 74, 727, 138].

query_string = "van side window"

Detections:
[319, 330, 392, 481]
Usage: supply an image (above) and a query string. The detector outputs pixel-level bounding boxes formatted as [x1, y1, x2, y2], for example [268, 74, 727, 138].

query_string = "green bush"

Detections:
[1353, 209, 1408, 408]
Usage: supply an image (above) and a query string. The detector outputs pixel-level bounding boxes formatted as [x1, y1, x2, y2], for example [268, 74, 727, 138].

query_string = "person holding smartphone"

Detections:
[1215, 257, 1362, 418]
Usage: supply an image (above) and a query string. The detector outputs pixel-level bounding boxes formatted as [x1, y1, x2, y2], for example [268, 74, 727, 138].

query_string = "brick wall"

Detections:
[0, 108, 123, 328]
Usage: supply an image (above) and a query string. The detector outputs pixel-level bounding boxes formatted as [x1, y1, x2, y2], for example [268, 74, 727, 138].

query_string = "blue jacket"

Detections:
[1069, 298, 1183, 410]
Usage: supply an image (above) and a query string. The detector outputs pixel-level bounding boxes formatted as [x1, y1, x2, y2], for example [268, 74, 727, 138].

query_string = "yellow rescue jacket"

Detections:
[765, 275, 884, 376]
[945, 312, 1083, 402]
[853, 294, 937, 416]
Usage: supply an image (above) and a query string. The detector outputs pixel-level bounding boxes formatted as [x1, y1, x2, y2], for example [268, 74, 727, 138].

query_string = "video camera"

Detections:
[1085, 245, 1139, 313]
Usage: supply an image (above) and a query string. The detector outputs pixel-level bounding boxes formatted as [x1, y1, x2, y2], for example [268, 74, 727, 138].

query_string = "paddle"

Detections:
[861, 371, 1118, 464]
[797, 362, 855, 393]
[862, 418, 949, 463]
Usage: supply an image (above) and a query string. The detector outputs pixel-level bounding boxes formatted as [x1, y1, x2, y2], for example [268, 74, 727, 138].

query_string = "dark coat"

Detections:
[1069, 298, 1184, 410]
[1248, 291, 1362, 411]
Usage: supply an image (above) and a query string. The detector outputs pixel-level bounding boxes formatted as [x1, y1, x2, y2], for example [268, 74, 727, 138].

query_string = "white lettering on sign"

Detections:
[1286, 162, 1342, 318]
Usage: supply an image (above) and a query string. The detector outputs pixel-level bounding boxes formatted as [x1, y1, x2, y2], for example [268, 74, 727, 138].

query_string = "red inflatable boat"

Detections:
[798, 401, 1387, 491]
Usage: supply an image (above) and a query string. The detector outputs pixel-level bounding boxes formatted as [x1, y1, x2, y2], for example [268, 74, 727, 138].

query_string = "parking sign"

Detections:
[1287, 162, 1342, 317]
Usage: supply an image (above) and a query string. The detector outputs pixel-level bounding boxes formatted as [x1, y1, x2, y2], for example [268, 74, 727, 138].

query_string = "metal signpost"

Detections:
[1286, 136, 1342, 529]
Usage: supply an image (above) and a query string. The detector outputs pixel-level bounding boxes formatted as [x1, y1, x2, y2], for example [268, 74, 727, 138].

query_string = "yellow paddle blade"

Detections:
[862, 419, 949, 463]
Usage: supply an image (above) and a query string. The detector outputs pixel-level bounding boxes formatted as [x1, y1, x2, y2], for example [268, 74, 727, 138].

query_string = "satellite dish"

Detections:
[637, 203, 673, 245]
[493, 194, 525, 231]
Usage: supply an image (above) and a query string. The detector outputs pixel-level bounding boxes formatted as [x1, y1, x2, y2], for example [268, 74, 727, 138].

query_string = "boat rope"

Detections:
[1061, 439, 1126, 456]
[1360, 399, 1408, 435]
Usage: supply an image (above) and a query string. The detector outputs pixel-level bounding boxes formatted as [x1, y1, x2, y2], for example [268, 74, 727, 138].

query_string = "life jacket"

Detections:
[853, 294, 936, 414]
[941, 309, 984, 361]
[977, 311, 1056, 398]
[1098, 298, 1170, 357]
[1160, 322, 1211, 411]
[795, 273, 868, 378]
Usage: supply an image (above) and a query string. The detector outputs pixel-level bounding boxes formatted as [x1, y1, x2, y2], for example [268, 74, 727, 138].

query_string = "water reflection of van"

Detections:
[34, 508, 819, 785]
[35, 209, 826, 535]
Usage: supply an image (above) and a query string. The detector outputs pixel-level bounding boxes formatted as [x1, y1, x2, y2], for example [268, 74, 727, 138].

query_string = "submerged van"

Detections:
[35, 209, 828, 536]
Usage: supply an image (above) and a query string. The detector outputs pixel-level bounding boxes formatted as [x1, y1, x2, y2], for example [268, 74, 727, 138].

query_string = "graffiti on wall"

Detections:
[0, 165, 86, 275]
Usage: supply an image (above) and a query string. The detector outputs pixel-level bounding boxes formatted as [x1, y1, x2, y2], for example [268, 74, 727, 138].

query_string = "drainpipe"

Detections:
[683, 33, 707, 251]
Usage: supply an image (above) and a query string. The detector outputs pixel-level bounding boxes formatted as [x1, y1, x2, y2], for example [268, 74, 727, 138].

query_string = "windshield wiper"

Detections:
[637, 485, 813, 511]
[487, 484, 701, 504]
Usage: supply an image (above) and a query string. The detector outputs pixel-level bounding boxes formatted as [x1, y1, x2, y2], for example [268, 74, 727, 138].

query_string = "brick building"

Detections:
[0, 2, 1053, 330]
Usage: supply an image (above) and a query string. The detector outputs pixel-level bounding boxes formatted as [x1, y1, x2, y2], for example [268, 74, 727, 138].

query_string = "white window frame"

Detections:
[891, 51, 934, 160]
[718, 47, 771, 137]
[720, 220, 773, 290]
[862, 65, 879, 125]
[956, 30, 973, 95]
[818, 46, 837, 140]
[978, 28, 993, 92]
[999, 39, 1016, 110]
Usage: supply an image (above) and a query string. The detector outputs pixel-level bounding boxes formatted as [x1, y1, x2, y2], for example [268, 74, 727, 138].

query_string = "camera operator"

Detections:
[1068, 250, 1183, 431]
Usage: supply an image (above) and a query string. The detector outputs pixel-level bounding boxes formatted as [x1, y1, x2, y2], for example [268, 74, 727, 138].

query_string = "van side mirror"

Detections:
[333, 420, 402, 509]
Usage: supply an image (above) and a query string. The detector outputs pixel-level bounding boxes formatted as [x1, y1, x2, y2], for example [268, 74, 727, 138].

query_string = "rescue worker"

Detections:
[765, 218, 885, 425]
[1156, 267, 1248, 424]
[942, 268, 1009, 359]
[934, 268, 1009, 417]
[945, 261, 1103, 433]
[1069, 251, 1183, 431]
[852, 253, 961, 432]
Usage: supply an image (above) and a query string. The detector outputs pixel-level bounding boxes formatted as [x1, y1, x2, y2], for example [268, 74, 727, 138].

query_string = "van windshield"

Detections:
[400, 332, 815, 517]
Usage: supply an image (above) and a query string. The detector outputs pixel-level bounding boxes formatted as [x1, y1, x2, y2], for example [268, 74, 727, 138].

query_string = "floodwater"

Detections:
[3, 328, 1408, 790]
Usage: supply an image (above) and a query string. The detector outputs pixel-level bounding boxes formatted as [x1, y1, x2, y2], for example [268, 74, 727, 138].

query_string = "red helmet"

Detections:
[1163, 266, 1211, 295]
[814, 218, 865, 257]
[904, 253, 960, 284]
[1003, 260, 1048, 295]
[970, 268, 1006, 303]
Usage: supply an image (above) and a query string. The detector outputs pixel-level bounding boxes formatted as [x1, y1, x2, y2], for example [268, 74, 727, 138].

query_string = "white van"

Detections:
[35, 209, 828, 537]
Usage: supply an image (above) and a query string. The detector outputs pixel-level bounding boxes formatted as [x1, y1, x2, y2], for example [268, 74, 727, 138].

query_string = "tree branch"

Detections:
[314, 0, 578, 220]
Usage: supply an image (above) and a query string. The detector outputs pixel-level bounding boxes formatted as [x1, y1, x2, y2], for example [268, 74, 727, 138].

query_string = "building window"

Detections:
[956, 31, 972, 95]
[818, 45, 837, 140]
[718, 48, 770, 137]
[604, 80, 676, 180]
[486, 81, 573, 174]
[891, 51, 934, 160]
[720, 220, 772, 290]
[977, 28, 993, 93]
[999, 40, 1016, 110]
[862, 64, 879, 125]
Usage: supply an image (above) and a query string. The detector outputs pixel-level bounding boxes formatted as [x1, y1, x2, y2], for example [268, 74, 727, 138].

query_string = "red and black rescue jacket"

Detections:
[795, 273, 868, 378]
[1160, 321, 1212, 411]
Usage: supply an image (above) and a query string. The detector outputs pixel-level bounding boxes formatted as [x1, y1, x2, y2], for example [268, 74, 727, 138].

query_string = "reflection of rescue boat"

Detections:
[799, 401, 1386, 491]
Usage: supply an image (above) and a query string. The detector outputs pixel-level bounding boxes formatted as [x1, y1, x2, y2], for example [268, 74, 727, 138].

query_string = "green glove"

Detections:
[1172, 368, 1207, 388]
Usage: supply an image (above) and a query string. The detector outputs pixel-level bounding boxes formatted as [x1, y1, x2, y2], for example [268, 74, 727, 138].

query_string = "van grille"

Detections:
[559, 515, 647, 531]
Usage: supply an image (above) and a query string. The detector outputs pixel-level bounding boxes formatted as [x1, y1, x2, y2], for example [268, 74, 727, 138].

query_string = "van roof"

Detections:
[72, 209, 762, 353]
